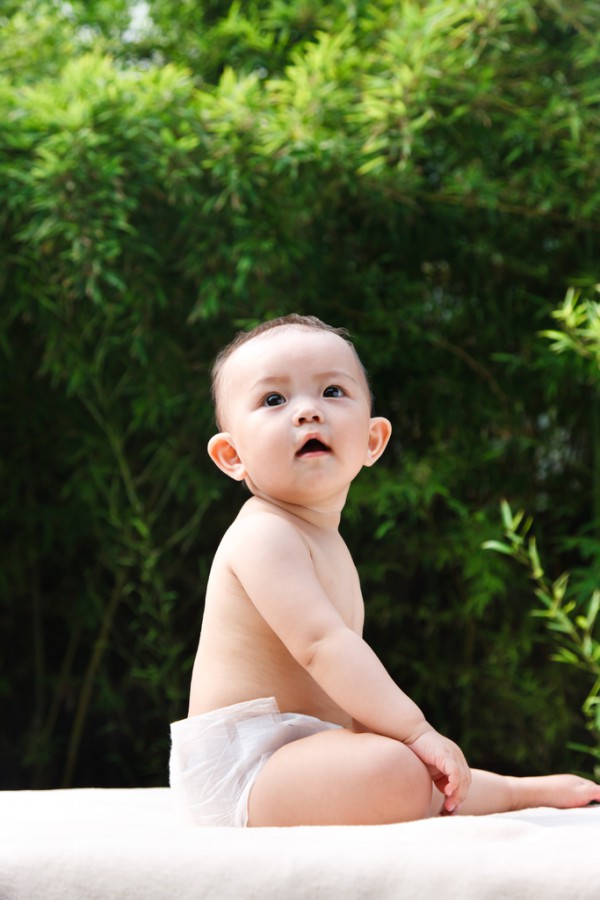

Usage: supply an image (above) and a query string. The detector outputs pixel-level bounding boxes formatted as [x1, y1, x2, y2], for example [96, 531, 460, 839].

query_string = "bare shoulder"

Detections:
[216, 498, 324, 619]
[222, 497, 310, 560]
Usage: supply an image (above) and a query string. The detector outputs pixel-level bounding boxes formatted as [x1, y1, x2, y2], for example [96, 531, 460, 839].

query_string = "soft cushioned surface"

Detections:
[1, 788, 599, 899]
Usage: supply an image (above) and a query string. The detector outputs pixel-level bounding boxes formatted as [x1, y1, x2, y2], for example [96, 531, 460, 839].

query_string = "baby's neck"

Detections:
[249, 489, 343, 531]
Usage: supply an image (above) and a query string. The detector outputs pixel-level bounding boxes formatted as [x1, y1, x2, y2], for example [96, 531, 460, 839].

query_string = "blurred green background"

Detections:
[2, 0, 600, 789]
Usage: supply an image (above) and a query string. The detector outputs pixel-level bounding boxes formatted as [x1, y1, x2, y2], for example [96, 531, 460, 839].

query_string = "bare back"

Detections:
[188, 496, 364, 726]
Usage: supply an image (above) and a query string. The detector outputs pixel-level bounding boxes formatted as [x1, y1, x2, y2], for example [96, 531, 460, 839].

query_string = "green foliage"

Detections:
[484, 288, 600, 775]
[542, 286, 600, 373]
[484, 500, 600, 776]
[2, 0, 600, 787]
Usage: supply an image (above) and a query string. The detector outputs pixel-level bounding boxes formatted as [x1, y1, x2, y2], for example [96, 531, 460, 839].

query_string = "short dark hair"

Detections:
[211, 314, 373, 428]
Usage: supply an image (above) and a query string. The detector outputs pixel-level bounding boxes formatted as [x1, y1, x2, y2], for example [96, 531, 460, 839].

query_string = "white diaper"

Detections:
[169, 697, 340, 827]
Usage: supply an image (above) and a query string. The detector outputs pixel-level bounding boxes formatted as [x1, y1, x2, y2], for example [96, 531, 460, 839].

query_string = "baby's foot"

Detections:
[507, 773, 600, 810]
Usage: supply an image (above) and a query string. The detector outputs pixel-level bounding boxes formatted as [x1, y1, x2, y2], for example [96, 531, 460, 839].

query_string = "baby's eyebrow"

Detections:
[246, 375, 291, 401]
[320, 370, 361, 386]
[248, 374, 290, 392]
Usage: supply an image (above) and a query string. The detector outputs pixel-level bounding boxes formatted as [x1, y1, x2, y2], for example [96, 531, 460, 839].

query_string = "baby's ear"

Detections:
[207, 433, 247, 481]
[364, 417, 392, 467]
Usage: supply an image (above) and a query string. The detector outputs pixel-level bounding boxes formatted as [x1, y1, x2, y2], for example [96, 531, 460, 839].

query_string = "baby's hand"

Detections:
[405, 728, 471, 814]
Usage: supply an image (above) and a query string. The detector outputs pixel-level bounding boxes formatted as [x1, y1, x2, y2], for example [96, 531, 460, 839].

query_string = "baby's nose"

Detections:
[293, 404, 323, 426]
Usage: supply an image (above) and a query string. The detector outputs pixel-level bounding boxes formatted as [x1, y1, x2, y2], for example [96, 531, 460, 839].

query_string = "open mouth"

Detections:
[296, 438, 330, 457]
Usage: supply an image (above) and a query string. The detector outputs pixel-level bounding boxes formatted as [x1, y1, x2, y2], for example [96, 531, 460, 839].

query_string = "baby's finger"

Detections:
[444, 764, 470, 810]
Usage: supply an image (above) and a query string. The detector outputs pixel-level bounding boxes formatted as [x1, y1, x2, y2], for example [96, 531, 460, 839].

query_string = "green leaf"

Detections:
[481, 540, 513, 556]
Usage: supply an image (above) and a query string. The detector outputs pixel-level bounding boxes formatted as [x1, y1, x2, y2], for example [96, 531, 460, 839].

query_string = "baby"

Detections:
[170, 314, 600, 826]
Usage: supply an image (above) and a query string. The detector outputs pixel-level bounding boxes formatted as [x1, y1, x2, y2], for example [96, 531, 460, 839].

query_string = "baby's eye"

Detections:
[323, 385, 345, 398]
[263, 392, 286, 407]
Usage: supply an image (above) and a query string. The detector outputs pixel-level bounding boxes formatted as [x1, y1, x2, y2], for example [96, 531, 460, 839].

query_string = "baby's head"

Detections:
[211, 314, 373, 431]
[206, 314, 391, 506]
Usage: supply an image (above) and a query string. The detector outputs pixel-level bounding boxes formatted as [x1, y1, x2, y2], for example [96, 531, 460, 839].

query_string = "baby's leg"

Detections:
[444, 770, 600, 816]
[248, 728, 434, 826]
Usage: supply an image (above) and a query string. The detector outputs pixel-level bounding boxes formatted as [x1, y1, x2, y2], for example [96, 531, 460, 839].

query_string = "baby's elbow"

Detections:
[293, 637, 319, 672]
[295, 627, 342, 674]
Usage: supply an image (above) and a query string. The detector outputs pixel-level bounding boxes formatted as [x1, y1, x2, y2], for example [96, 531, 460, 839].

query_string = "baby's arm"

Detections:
[230, 514, 470, 812]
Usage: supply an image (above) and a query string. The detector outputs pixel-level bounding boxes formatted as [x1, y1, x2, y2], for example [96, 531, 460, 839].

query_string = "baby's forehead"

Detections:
[223, 326, 360, 382]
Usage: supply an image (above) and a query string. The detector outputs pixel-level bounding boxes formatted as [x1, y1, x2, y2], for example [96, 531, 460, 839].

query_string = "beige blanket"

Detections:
[1, 788, 599, 898]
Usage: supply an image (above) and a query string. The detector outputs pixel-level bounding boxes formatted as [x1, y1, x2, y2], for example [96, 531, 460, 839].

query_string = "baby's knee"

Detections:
[365, 737, 432, 822]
